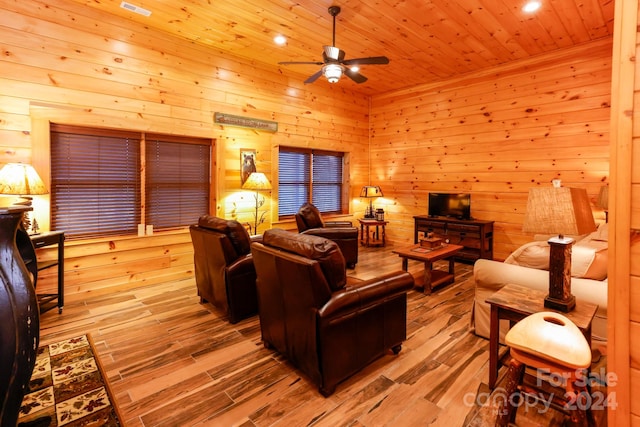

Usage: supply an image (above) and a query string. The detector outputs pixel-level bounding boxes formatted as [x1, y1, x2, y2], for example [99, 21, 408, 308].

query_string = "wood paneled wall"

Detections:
[370, 39, 612, 260]
[609, 1, 640, 426]
[0, 0, 617, 333]
[0, 0, 370, 293]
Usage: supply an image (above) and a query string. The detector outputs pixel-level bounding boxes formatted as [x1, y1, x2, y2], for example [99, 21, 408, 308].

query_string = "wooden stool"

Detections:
[496, 311, 595, 427]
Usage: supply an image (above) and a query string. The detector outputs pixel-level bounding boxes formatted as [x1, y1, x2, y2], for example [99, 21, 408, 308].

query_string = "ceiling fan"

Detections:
[278, 5, 390, 85]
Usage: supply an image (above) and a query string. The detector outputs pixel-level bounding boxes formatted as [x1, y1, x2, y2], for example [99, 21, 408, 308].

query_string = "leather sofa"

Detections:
[295, 202, 359, 268]
[189, 215, 260, 324]
[250, 228, 414, 396]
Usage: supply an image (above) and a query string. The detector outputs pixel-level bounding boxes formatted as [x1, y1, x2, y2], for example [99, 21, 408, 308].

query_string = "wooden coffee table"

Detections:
[392, 243, 463, 294]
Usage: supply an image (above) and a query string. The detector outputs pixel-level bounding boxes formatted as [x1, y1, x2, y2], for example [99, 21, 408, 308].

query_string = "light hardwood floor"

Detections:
[36, 243, 603, 426]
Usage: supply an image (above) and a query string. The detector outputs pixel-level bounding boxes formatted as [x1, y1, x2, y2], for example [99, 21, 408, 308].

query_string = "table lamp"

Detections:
[360, 185, 383, 218]
[522, 182, 596, 312]
[242, 172, 272, 235]
[597, 185, 609, 223]
[0, 163, 48, 233]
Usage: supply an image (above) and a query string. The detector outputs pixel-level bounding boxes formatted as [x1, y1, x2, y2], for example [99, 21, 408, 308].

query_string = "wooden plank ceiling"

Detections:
[67, 0, 615, 95]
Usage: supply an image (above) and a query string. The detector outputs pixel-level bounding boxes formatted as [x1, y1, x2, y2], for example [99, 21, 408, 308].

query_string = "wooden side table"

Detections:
[485, 283, 598, 389]
[358, 218, 388, 247]
[29, 231, 65, 314]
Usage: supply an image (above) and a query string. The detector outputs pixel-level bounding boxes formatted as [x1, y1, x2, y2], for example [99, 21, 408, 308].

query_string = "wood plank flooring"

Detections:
[36, 243, 605, 426]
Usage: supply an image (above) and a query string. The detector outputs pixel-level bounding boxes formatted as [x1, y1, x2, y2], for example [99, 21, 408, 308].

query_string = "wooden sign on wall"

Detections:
[214, 113, 278, 132]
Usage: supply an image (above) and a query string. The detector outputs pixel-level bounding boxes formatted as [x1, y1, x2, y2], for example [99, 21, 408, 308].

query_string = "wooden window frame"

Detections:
[30, 107, 215, 239]
[277, 146, 348, 220]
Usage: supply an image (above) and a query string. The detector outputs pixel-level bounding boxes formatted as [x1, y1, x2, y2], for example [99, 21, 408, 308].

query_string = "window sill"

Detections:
[60, 227, 190, 246]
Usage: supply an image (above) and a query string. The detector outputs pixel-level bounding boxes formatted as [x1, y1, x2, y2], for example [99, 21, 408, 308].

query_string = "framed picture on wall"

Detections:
[240, 149, 257, 185]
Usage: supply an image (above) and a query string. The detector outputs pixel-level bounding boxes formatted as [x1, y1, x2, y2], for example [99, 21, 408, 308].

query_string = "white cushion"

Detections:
[505, 237, 607, 280]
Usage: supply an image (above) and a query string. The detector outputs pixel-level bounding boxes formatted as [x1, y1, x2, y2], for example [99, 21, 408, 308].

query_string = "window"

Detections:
[145, 134, 211, 229]
[278, 147, 345, 217]
[50, 125, 210, 239]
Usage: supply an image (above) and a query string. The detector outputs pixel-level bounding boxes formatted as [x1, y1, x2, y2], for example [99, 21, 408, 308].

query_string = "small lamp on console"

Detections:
[360, 185, 383, 218]
[522, 181, 596, 312]
[242, 172, 272, 235]
[0, 163, 48, 233]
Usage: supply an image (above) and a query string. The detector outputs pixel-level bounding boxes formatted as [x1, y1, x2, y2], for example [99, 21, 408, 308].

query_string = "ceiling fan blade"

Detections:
[279, 61, 324, 65]
[345, 69, 368, 84]
[343, 56, 390, 65]
[304, 70, 324, 84]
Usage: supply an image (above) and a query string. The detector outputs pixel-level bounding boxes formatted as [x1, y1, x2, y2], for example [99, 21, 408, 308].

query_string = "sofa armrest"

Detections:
[318, 271, 413, 319]
[227, 254, 256, 278]
[301, 227, 358, 240]
[325, 221, 353, 227]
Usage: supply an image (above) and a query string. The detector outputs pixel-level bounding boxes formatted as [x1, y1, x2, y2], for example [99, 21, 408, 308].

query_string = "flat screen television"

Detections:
[428, 193, 471, 220]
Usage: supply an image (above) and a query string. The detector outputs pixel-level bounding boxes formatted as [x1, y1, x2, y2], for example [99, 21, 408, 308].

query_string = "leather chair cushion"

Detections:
[198, 215, 251, 256]
[297, 203, 325, 229]
[263, 228, 346, 291]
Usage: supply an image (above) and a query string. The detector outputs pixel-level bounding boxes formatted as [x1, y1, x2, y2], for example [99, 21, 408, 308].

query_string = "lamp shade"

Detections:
[597, 185, 609, 210]
[360, 185, 383, 198]
[0, 163, 48, 195]
[242, 172, 272, 190]
[522, 187, 596, 236]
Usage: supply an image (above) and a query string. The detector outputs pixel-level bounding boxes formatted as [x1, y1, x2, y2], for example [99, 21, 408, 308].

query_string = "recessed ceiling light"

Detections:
[274, 35, 287, 45]
[523, 1, 541, 13]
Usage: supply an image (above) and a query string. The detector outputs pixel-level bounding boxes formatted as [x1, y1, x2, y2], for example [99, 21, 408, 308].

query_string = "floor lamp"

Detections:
[522, 183, 596, 312]
[242, 172, 272, 235]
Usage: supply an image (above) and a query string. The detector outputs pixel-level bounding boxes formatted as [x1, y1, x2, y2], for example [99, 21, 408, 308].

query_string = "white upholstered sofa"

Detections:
[471, 223, 609, 345]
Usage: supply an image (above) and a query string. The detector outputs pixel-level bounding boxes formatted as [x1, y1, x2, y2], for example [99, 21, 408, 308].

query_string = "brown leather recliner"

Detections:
[250, 228, 414, 396]
[189, 215, 260, 324]
[295, 202, 359, 268]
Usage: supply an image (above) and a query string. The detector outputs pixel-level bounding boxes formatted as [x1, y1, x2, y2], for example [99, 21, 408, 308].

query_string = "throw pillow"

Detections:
[591, 223, 609, 242]
[505, 239, 608, 280]
[504, 241, 550, 270]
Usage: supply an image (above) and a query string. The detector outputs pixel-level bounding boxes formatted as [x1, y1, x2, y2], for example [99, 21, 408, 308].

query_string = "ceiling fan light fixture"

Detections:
[323, 63, 343, 83]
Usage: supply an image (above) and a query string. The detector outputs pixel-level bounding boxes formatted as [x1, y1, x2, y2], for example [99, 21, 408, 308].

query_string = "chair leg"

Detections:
[496, 359, 525, 427]
[566, 379, 595, 427]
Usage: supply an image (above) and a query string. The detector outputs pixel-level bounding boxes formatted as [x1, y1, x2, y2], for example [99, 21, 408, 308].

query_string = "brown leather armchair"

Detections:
[295, 202, 359, 268]
[251, 228, 414, 396]
[189, 215, 259, 324]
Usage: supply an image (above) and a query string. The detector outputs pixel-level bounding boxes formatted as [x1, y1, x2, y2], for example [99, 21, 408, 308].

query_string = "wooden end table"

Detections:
[485, 283, 598, 389]
[392, 243, 463, 294]
[358, 218, 388, 247]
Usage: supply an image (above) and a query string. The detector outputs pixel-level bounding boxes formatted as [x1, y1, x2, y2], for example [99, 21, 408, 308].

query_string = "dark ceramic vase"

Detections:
[0, 206, 40, 426]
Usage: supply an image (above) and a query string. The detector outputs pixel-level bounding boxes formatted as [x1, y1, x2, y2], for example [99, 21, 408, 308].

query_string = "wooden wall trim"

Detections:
[607, 0, 637, 425]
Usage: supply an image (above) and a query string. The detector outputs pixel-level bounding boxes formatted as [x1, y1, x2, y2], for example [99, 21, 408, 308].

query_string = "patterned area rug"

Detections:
[18, 335, 122, 427]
